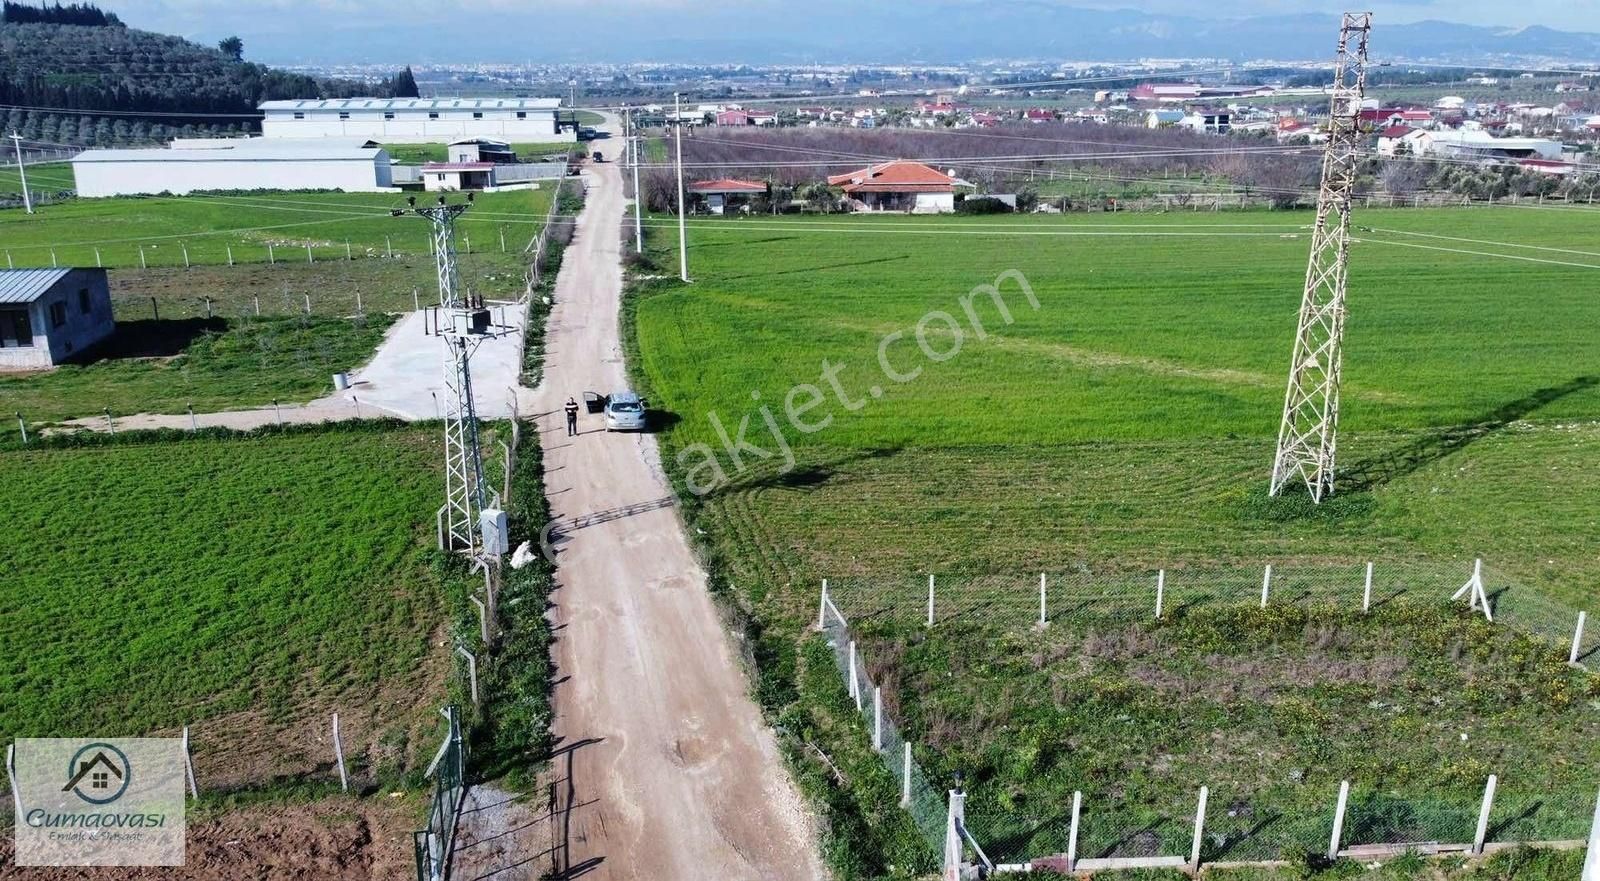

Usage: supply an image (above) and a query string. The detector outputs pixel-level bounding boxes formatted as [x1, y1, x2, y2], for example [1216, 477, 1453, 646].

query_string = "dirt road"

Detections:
[532, 148, 824, 879]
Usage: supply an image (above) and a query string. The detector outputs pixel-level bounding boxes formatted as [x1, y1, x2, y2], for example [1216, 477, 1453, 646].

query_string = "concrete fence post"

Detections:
[253, 295, 260, 316]
[356, 290, 363, 315]
[1582, 785, 1600, 881]
[50, 248, 57, 268]
[345, 240, 352, 261]
[17, 412, 28, 445]
[306, 243, 313, 264]
[1473, 774, 1497, 855]
[226, 244, 233, 266]
[1328, 780, 1350, 860]
[1363, 561, 1374, 612]
[6, 743, 22, 818]
[847, 640, 859, 704]
[273, 399, 283, 427]
[1261, 564, 1273, 608]
[332, 713, 349, 793]
[138, 244, 146, 269]
[470, 595, 489, 644]
[94, 246, 102, 267]
[456, 645, 480, 708]
[944, 790, 965, 880]
[900, 743, 912, 807]
[1038, 572, 1047, 628]
[4, 250, 10, 269]
[268, 242, 275, 264]
[413, 288, 420, 311]
[818, 579, 828, 630]
[435, 505, 447, 551]
[187, 404, 196, 432]
[181, 243, 189, 268]
[385, 236, 393, 258]
[1156, 569, 1166, 619]
[180, 726, 199, 799]
[1190, 785, 1209, 871]
[873, 686, 883, 751]
[304, 294, 311, 315]
[1067, 791, 1082, 873]
[927, 574, 935, 628]
[1572, 611, 1588, 665]
[104, 408, 114, 434]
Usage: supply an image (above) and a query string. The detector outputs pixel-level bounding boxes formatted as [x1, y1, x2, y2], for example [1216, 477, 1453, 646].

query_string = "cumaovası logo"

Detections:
[61, 743, 131, 806]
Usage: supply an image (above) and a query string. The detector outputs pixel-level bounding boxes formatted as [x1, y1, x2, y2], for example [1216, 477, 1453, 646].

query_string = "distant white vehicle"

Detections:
[604, 391, 647, 431]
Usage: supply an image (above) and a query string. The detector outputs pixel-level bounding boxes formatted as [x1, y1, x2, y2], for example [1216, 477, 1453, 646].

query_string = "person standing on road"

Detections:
[565, 397, 580, 436]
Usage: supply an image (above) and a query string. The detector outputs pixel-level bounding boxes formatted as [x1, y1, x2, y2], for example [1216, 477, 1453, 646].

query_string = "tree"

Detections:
[218, 36, 243, 60]
[390, 66, 420, 99]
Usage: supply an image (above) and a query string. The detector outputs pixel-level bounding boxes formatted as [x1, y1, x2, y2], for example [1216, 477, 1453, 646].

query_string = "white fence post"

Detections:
[1039, 572, 1047, 628]
[901, 743, 912, 807]
[1363, 562, 1374, 612]
[873, 686, 883, 751]
[1190, 785, 1209, 871]
[1582, 785, 1600, 881]
[1156, 569, 1165, 619]
[181, 726, 199, 799]
[332, 712, 349, 793]
[469, 595, 489, 643]
[927, 574, 935, 628]
[1328, 780, 1350, 860]
[818, 579, 828, 630]
[1261, 564, 1273, 608]
[1067, 790, 1082, 873]
[1473, 774, 1497, 855]
[944, 789, 965, 881]
[847, 640, 859, 705]
[6, 743, 21, 818]
[456, 646, 479, 708]
[1572, 611, 1588, 665]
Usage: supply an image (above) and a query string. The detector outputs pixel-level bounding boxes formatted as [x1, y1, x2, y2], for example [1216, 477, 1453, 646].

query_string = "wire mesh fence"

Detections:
[413, 707, 466, 881]
[815, 562, 1600, 873]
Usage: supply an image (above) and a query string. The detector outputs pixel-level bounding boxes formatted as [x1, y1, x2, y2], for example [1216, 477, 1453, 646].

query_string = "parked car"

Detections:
[604, 390, 647, 431]
[592, 150, 604, 162]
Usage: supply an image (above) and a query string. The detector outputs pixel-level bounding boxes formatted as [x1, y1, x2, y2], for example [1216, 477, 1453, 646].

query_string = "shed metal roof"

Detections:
[259, 97, 562, 113]
[72, 138, 387, 163]
[0, 268, 70, 304]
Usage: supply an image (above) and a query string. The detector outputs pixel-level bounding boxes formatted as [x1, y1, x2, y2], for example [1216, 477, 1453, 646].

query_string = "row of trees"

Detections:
[1, 1, 119, 26]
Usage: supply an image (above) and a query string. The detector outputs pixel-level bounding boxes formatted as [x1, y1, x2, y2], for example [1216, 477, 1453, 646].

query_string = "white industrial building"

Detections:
[1411, 130, 1565, 162]
[259, 97, 573, 142]
[71, 138, 394, 197]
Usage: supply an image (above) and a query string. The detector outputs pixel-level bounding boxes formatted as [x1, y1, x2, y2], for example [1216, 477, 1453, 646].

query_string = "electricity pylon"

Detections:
[1269, 12, 1372, 502]
[396, 195, 492, 551]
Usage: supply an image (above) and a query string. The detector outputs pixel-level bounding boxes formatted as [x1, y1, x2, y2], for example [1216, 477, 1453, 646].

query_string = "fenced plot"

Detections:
[815, 562, 1600, 874]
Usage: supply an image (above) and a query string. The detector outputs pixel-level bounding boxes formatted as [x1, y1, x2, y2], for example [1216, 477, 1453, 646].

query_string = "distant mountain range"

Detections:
[235, 3, 1600, 65]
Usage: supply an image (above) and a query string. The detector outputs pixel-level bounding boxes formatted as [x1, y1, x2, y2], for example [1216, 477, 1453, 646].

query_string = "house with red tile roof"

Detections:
[826, 160, 974, 213]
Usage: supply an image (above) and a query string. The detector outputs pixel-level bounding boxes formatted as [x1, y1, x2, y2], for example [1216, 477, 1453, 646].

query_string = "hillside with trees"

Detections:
[0, 1, 412, 146]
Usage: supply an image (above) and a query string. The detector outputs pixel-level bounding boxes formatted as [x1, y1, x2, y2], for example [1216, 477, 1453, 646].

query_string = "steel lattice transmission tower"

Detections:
[397, 196, 493, 551]
[1269, 12, 1372, 502]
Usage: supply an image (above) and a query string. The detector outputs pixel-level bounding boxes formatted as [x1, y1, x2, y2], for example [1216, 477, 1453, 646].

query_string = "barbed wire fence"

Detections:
[815, 560, 1600, 876]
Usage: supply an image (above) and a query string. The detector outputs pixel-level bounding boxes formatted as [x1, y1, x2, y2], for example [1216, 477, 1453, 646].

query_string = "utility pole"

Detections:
[1269, 12, 1371, 503]
[630, 106, 644, 254]
[394, 194, 494, 552]
[9, 133, 33, 215]
[674, 92, 689, 283]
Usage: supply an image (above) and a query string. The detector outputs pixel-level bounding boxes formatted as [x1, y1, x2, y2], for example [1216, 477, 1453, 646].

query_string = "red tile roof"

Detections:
[827, 160, 961, 193]
[1378, 125, 1413, 138]
[689, 178, 765, 193]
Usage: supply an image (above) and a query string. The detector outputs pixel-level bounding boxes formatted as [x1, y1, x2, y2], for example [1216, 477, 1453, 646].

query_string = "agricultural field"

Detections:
[625, 206, 1600, 874]
[0, 424, 456, 793]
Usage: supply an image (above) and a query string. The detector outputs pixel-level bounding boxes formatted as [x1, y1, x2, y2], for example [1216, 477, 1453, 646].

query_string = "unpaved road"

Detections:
[532, 146, 824, 879]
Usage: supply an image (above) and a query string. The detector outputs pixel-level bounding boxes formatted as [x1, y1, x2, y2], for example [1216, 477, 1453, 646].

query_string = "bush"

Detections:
[956, 196, 1013, 215]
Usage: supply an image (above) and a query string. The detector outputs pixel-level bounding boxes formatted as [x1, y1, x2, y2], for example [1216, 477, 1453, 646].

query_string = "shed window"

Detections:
[338, 112, 351, 120]
[472, 112, 483, 119]
[292, 112, 305, 120]
[1, 309, 31, 346]
[50, 301, 67, 328]
[78, 288, 91, 315]
[384, 112, 395, 120]
[428, 112, 440, 120]
[516, 111, 526, 119]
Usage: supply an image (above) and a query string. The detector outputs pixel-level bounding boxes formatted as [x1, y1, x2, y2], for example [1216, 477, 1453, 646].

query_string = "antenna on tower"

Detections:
[395, 195, 501, 552]
[1269, 12, 1372, 503]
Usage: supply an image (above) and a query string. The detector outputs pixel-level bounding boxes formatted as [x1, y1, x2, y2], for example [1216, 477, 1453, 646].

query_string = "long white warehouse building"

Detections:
[259, 97, 573, 142]
[70, 138, 394, 197]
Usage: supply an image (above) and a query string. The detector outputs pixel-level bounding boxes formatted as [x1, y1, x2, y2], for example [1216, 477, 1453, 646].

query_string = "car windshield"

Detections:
[610, 401, 642, 413]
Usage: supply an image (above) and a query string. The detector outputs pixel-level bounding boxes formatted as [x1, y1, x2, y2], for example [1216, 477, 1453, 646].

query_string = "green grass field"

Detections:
[625, 206, 1600, 875]
[0, 424, 455, 790]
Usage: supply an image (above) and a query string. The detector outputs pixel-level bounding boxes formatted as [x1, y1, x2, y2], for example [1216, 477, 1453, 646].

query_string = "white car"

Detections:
[604, 391, 647, 431]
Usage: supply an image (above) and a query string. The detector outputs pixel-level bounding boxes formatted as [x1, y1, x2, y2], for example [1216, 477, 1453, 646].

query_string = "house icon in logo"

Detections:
[62, 743, 131, 805]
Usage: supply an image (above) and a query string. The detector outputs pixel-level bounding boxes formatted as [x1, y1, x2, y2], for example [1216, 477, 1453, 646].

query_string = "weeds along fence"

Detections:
[816, 561, 1600, 875]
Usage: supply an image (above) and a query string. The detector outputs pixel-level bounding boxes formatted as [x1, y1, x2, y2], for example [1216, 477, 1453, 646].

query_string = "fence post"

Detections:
[1261, 564, 1272, 608]
[254, 295, 261, 316]
[139, 244, 147, 269]
[1038, 572, 1047, 628]
[6, 743, 21, 818]
[873, 686, 883, 751]
[413, 288, 420, 311]
[180, 726, 199, 799]
[306, 243, 314, 264]
[818, 579, 828, 630]
[181, 242, 189, 268]
[1328, 780, 1350, 860]
[226, 244, 233, 266]
[470, 595, 489, 643]
[847, 639, 858, 703]
[1190, 785, 1209, 871]
[50, 248, 57, 268]
[1363, 561, 1374, 612]
[1067, 790, 1082, 873]
[346, 240, 352, 261]
[356, 290, 363, 315]
[436, 504, 446, 551]
[1473, 774, 1497, 855]
[465, 235, 471, 255]
[927, 574, 935, 628]
[204, 297, 212, 319]
[94, 246, 102, 267]
[455, 645, 479, 708]
[304, 294, 311, 315]
[273, 399, 282, 427]
[901, 742, 912, 807]
[4, 250, 10, 269]
[1572, 611, 1587, 665]
[386, 236, 393, 258]
[104, 408, 114, 434]
[187, 404, 196, 432]
[944, 789, 965, 881]
[16, 412, 27, 445]
[500, 226, 506, 253]
[1156, 568, 1165, 619]
[268, 242, 275, 264]
[1583, 785, 1600, 881]
[332, 712, 349, 793]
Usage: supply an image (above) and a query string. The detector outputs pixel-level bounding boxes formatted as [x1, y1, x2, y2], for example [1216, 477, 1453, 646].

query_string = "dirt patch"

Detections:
[0, 796, 415, 880]
[1128, 651, 1412, 703]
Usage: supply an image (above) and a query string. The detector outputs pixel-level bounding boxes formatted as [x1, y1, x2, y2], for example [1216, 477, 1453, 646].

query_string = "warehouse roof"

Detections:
[72, 138, 387, 163]
[0, 268, 71, 304]
[260, 97, 562, 112]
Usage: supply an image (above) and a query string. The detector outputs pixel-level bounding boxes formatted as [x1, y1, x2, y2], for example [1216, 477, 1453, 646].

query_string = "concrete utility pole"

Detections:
[9, 133, 33, 215]
[629, 106, 644, 254]
[1269, 12, 1371, 502]
[674, 92, 689, 283]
